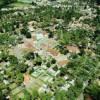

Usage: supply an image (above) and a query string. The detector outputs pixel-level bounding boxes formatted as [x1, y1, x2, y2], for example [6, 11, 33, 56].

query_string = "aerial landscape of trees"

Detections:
[0, 0, 99, 100]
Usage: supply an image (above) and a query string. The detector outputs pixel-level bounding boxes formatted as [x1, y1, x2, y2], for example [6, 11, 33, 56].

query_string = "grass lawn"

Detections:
[6, 2, 32, 8]
[11, 86, 24, 95]
[18, 0, 33, 3]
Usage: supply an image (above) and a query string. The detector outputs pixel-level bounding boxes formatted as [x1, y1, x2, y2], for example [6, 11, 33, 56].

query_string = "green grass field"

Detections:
[18, 0, 33, 3]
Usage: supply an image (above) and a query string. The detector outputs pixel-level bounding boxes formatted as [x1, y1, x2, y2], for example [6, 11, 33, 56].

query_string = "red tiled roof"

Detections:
[47, 48, 59, 56]
[58, 60, 69, 66]
[23, 74, 30, 85]
[65, 45, 80, 53]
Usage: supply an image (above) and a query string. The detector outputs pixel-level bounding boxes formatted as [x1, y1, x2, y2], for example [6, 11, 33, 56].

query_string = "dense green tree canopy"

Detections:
[0, 0, 16, 8]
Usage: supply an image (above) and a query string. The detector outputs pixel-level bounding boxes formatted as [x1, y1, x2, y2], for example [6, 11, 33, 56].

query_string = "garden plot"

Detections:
[11, 86, 24, 95]
[38, 73, 53, 83]
[31, 67, 47, 78]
